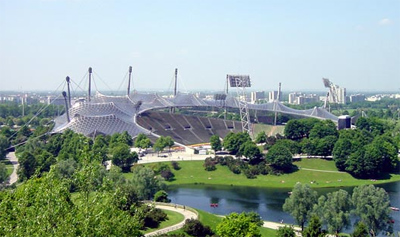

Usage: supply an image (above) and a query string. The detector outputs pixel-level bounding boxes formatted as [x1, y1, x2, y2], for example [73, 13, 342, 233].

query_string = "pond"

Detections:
[167, 181, 400, 232]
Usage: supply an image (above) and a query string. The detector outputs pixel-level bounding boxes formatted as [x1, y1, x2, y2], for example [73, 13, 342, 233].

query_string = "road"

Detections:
[145, 203, 198, 237]
[6, 152, 18, 185]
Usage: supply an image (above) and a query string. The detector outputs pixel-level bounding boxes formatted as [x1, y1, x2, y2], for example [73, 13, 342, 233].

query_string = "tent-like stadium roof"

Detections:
[53, 91, 338, 137]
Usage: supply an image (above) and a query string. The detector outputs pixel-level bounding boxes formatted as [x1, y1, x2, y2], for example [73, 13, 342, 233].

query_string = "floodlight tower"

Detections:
[227, 74, 252, 135]
[88, 67, 93, 102]
[127, 66, 133, 96]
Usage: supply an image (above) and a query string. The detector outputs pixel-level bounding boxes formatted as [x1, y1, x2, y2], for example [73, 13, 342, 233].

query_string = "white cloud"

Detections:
[378, 18, 393, 25]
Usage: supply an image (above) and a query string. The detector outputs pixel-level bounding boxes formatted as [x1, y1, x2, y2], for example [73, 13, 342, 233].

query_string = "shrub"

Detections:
[244, 169, 256, 179]
[143, 207, 168, 228]
[154, 190, 170, 203]
[171, 161, 180, 170]
[183, 218, 214, 237]
[160, 169, 175, 181]
[204, 158, 216, 171]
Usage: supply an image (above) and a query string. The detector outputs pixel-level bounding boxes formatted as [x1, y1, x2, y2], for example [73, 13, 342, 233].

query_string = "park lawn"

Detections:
[150, 160, 400, 189]
[294, 158, 338, 171]
[143, 209, 184, 234]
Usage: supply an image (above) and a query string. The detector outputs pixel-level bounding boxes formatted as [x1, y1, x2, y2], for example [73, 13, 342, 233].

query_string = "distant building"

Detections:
[269, 91, 278, 102]
[251, 91, 265, 103]
[47, 96, 65, 106]
[349, 94, 365, 103]
[288, 92, 319, 105]
[328, 85, 346, 104]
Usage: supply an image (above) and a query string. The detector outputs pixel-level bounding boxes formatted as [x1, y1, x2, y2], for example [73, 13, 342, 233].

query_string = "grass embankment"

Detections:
[143, 209, 184, 234]
[134, 159, 400, 189]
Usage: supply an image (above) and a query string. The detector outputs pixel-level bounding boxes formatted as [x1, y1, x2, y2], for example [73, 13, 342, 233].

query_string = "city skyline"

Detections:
[1, 0, 399, 92]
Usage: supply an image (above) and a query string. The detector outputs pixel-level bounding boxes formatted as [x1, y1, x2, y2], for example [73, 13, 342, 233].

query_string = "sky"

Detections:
[1, 0, 399, 93]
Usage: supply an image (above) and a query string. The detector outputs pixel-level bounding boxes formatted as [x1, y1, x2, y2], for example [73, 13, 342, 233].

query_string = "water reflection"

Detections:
[167, 182, 400, 232]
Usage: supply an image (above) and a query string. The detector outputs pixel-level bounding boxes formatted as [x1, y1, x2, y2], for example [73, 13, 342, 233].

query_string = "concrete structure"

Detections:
[268, 91, 278, 102]
[250, 91, 265, 103]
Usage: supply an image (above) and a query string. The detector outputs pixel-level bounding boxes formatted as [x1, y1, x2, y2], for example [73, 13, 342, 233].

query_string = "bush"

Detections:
[204, 158, 216, 171]
[244, 169, 256, 179]
[154, 190, 170, 203]
[160, 169, 175, 181]
[182, 218, 214, 237]
[143, 207, 168, 228]
[171, 161, 180, 170]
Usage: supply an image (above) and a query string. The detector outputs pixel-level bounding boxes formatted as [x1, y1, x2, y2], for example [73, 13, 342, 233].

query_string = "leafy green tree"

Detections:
[17, 151, 37, 181]
[351, 222, 369, 237]
[309, 120, 338, 140]
[274, 139, 301, 155]
[266, 144, 293, 171]
[111, 144, 138, 172]
[318, 189, 351, 236]
[276, 225, 296, 237]
[134, 133, 151, 150]
[255, 131, 267, 143]
[216, 212, 261, 237]
[352, 185, 392, 235]
[302, 215, 324, 237]
[223, 132, 251, 156]
[118, 131, 133, 146]
[332, 138, 353, 171]
[0, 163, 8, 184]
[283, 183, 318, 231]
[241, 141, 262, 163]
[314, 135, 337, 157]
[153, 136, 174, 155]
[0, 135, 10, 159]
[154, 190, 170, 203]
[130, 166, 165, 200]
[210, 134, 222, 153]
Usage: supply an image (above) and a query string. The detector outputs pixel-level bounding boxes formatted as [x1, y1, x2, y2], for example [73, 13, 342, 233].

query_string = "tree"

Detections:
[210, 135, 222, 153]
[317, 189, 351, 236]
[154, 190, 170, 203]
[309, 120, 338, 140]
[283, 183, 318, 231]
[266, 144, 293, 171]
[241, 141, 262, 164]
[134, 133, 151, 150]
[130, 166, 165, 200]
[216, 212, 261, 237]
[223, 132, 251, 156]
[0, 163, 8, 184]
[17, 151, 37, 181]
[0, 135, 10, 159]
[183, 218, 214, 237]
[351, 222, 369, 237]
[111, 144, 138, 172]
[255, 131, 267, 143]
[352, 185, 392, 235]
[276, 225, 296, 237]
[332, 138, 353, 171]
[153, 136, 174, 155]
[302, 215, 324, 237]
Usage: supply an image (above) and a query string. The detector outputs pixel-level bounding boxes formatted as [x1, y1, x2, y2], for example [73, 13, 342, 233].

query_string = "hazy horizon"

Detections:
[1, 0, 399, 92]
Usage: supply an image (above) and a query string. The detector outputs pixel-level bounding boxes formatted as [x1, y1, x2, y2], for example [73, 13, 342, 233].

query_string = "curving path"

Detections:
[6, 152, 18, 185]
[145, 203, 198, 237]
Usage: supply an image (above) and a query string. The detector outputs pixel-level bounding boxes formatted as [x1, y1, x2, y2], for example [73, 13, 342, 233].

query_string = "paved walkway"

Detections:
[145, 203, 198, 237]
[300, 167, 345, 173]
[138, 153, 210, 164]
[6, 152, 18, 185]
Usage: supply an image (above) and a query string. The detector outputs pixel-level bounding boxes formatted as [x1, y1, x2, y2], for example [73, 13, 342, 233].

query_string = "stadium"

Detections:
[53, 67, 338, 146]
